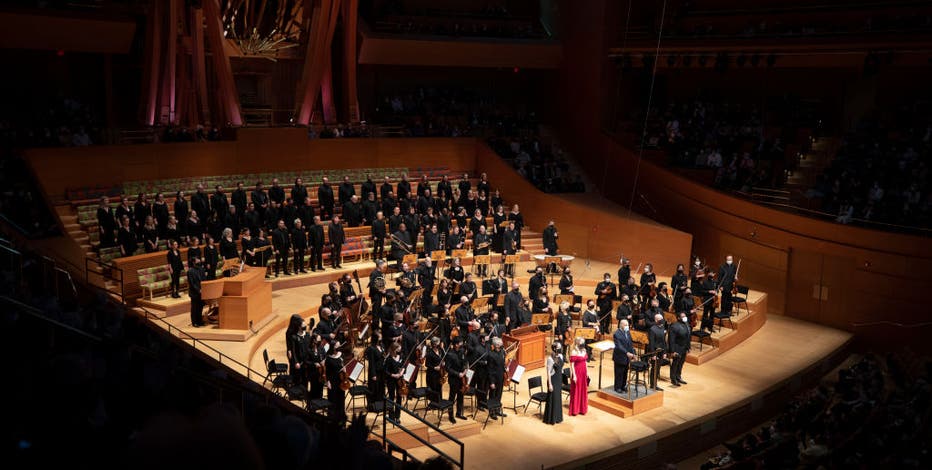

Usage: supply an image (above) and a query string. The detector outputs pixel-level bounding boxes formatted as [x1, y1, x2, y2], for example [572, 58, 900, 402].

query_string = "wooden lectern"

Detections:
[504, 325, 548, 369]
[201, 267, 272, 330]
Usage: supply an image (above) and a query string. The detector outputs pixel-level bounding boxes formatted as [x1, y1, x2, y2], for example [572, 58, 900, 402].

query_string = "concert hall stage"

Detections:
[140, 259, 852, 470]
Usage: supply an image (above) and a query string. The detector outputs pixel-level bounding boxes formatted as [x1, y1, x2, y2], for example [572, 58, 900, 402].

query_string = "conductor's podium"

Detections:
[201, 267, 274, 338]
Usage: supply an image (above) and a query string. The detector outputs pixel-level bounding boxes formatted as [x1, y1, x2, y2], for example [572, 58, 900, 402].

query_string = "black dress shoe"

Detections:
[171, 293, 180, 298]
[654, 386, 664, 391]
[670, 382, 680, 388]
[448, 416, 457, 424]
[456, 414, 467, 420]
[678, 379, 687, 384]
[499, 412, 508, 417]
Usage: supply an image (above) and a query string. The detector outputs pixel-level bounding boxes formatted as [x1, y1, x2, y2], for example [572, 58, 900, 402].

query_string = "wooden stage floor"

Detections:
[142, 260, 852, 470]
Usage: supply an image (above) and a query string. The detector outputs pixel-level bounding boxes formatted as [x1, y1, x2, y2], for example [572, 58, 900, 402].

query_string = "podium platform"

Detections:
[589, 386, 663, 418]
[192, 267, 274, 341]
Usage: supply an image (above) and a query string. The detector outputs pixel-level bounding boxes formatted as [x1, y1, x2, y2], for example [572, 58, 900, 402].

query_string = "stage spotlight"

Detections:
[750, 54, 761, 67]
[766, 53, 777, 67]
[736, 54, 747, 67]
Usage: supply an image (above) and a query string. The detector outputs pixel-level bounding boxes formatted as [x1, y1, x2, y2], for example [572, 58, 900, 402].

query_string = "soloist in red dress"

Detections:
[568, 352, 589, 415]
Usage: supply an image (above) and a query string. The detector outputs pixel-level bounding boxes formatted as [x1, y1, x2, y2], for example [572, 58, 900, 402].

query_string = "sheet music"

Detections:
[403, 363, 417, 382]
[592, 340, 615, 352]
[511, 365, 526, 383]
[323, 343, 330, 353]
[349, 362, 364, 381]
[464, 368, 475, 384]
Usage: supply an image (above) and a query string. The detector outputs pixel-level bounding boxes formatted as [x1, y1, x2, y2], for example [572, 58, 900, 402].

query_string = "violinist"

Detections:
[426, 337, 446, 411]
[484, 311, 506, 338]
[555, 301, 573, 345]
[467, 329, 489, 409]
[677, 288, 699, 328]
[699, 268, 717, 332]
[339, 273, 358, 305]
[595, 273, 617, 334]
[621, 276, 639, 304]
[384, 343, 405, 420]
[384, 312, 404, 347]
[639, 263, 657, 306]
[454, 296, 480, 338]
[286, 314, 310, 394]
[559, 267, 575, 295]
[486, 337, 507, 418]
[617, 258, 631, 291]
[307, 333, 326, 400]
[671, 263, 688, 306]
[459, 273, 478, 303]
[615, 294, 633, 330]
[325, 341, 347, 422]
[364, 331, 386, 407]
[314, 308, 340, 344]
[402, 321, 418, 361]
[689, 257, 704, 291]
[445, 337, 468, 422]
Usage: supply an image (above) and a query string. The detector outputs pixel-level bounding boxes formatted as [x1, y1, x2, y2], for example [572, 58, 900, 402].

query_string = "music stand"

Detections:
[451, 249, 467, 260]
[430, 251, 445, 279]
[504, 359, 526, 412]
[544, 256, 561, 281]
[573, 327, 597, 341]
[473, 254, 490, 277]
[470, 296, 489, 315]
[220, 257, 242, 275]
[591, 339, 615, 390]
[502, 254, 518, 278]
[531, 313, 551, 331]
[402, 253, 417, 266]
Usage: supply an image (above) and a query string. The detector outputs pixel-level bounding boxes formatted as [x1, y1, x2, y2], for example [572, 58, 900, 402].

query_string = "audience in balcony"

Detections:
[809, 106, 931, 229]
[0, 96, 100, 148]
[700, 353, 931, 469]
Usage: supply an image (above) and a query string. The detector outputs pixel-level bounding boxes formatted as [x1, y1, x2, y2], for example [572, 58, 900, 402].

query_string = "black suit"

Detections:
[445, 349, 466, 417]
[187, 265, 204, 326]
[308, 224, 325, 270]
[718, 263, 738, 314]
[371, 219, 387, 259]
[612, 328, 635, 392]
[503, 289, 524, 330]
[668, 320, 690, 384]
[318, 184, 334, 219]
[328, 222, 345, 267]
[647, 323, 668, 389]
[272, 227, 291, 275]
[291, 227, 307, 272]
[542, 225, 558, 256]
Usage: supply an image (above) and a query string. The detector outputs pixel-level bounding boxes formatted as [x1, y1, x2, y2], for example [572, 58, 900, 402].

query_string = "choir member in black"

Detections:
[454, 296, 480, 338]
[391, 222, 413, 270]
[289, 219, 307, 273]
[543, 342, 564, 425]
[595, 273, 617, 334]
[555, 301, 573, 345]
[404, 205, 420, 244]
[328, 215, 345, 269]
[267, 178, 284, 205]
[361, 174, 377, 201]
[503, 281, 525, 332]
[307, 333, 326, 399]
[286, 314, 311, 394]
[384, 343, 404, 420]
[325, 342, 347, 422]
[425, 337, 444, 405]
[453, 207, 468, 232]
[381, 191, 397, 217]
[476, 173, 490, 199]
[96, 196, 116, 247]
[167, 240, 184, 298]
[297, 196, 315, 227]
[271, 219, 291, 276]
[457, 173, 470, 198]
[423, 224, 440, 260]
[718, 255, 738, 315]
[671, 263, 688, 306]
[436, 207, 451, 237]
[615, 294, 633, 329]
[240, 229, 256, 266]
[231, 182, 247, 217]
[542, 219, 559, 257]
[141, 216, 159, 253]
[559, 267, 575, 295]
[416, 189, 432, 215]
[639, 263, 657, 307]
[291, 177, 308, 207]
[254, 228, 271, 275]
[117, 216, 137, 257]
[163, 216, 180, 244]
[371, 211, 387, 260]
[219, 228, 238, 273]
[613, 320, 636, 393]
[476, 190, 490, 217]
[396, 173, 411, 201]
[187, 258, 206, 327]
[317, 176, 335, 220]
[435, 175, 451, 201]
[281, 198, 297, 231]
[308, 216, 325, 271]
[528, 266, 546, 301]
[362, 193, 379, 225]
[191, 184, 210, 223]
[647, 313, 668, 390]
[116, 195, 133, 226]
[467, 209, 483, 235]
[243, 202, 261, 237]
[187, 235, 202, 267]
[153, 193, 170, 235]
[185, 211, 204, 244]
[460, 273, 478, 303]
[380, 176, 393, 201]
[581, 300, 599, 360]
[508, 205, 524, 250]
[446, 226, 464, 255]
[492, 205, 506, 253]
[472, 225, 491, 277]
[445, 337, 468, 422]
[487, 336, 506, 417]
[221, 205, 240, 239]
[202, 235, 219, 280]
[502, 222, 517, 276]
[698, 268, 717, 332]
[210, 185, 228, 221]
[668, 311, 691, 387]
[133, 193, 151, 233]
[387, 206, 403, 234]
[344, 195, 363, 227]
[264, 200, 281, 233]
[364, 331, 386, 406]
[445, 257, 465, 291]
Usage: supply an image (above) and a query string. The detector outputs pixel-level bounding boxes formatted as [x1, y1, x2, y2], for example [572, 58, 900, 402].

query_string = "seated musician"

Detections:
[459, 272, 478, 302]
[444, 257, 465, 290]
[339, 273, 358, 305]
[454, 296, 480, 338]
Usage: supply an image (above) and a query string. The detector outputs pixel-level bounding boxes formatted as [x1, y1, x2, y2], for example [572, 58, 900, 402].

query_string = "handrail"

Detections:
[85, 255, 125, 303]
[378, 397, 466, 469]
[137, 305, 267, 383]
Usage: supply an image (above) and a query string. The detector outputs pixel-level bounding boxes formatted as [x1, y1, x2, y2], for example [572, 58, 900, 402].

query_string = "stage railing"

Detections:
[85, 255, 125, 304]
[379, 398, 466, 469]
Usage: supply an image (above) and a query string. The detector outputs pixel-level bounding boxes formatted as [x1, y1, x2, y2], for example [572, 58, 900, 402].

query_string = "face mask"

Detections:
[727, 260, 733, 265]
[681, 317, 688, 323]
[623, 326, 629, 332]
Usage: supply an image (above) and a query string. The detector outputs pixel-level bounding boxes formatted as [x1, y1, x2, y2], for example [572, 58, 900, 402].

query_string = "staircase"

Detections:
[538, 126, 598, 193]
[785, 136, 838, 191]
[56, 205, 94, 258]
[520, 230, 545, 256]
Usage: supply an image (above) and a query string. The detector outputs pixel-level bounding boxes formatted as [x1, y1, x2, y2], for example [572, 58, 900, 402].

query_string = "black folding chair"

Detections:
[523, 376, 547, 416]
[425, 390, 454, 426]
[262, 348, 288, 387]
[732, 285, 750, 316]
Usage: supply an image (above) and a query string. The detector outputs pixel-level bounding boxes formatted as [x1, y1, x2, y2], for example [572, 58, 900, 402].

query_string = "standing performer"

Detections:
[502, 221, 518, 276]
[639, 263, 657, 307]
[308, 216, 325, 271]
[595, 273, 617, 334]
[325, 343, 347, 422]
[699, 268, 717, 332]
[187, 258, 205, 327]
[668, 311, 691, 387]
[425, 337, 445, 410]
[612, 320, 636, 393]
[291, 219, 307, 273]
[328, 216, 345, 269]
[384, 343, 404, 420]
[492, 205, 506, 253]
[543, 343, 564, 425]
[718, 255, 739, 315]
[559, 267, 575, 295]
[508, 205, 524, 250]
[371, 211, 387, 260]
[318, 177, 335, 220]
[671, 263, 688, 307]
[486, 337, 507, 418]
[364, 332, 386, 406]
[166, 240, 184, 299]
[542, 219, 559, 271]
[568, 337, 589, 416]
[272, 220, 291, 277]
[647, 313, 668, 391]
[369, 259, 386, 313]
[472, 225, 491, 277]
[445, 337, 468, 422]
[581, 300, 599, 360]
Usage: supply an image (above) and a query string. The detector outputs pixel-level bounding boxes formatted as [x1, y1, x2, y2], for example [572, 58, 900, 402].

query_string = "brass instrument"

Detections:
[372, 275, 386, 292]
[390, 232, 414, 255]
[475, 241, 491, 250]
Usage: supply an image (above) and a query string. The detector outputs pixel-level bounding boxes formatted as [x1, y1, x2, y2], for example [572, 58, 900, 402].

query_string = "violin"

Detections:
[317, 360, 327, 384]
[339, 355, 353, 391]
